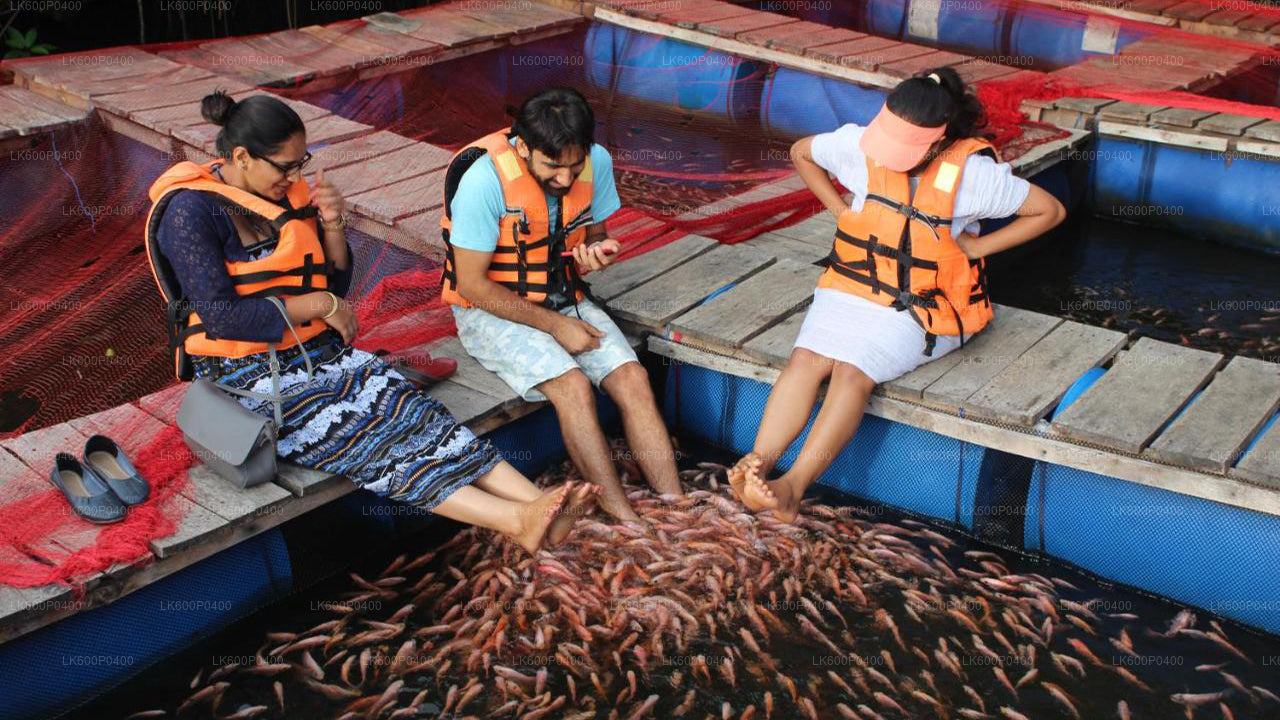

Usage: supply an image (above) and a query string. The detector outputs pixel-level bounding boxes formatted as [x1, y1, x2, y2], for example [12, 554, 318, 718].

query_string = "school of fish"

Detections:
[127, 440, 1280, 720]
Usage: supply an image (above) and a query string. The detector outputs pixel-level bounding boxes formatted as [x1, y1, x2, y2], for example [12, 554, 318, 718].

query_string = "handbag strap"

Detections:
[210, 296, 319, 425]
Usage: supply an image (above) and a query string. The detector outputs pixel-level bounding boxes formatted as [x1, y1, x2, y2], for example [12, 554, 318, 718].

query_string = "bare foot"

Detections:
[727, 452, 763, 503]
[765, 476, 803, 524]
[512, 484, 572, 554]
[598, 488, 643, 524]
[739, 460, 779, 513]
[548, 483, 600, 545]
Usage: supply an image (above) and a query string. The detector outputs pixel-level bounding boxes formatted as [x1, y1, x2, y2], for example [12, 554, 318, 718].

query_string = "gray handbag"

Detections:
[177, 296, 317, 489]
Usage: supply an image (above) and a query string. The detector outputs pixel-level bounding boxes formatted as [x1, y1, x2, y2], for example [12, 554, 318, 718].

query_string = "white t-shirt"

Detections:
[810, 123, 1031, 236]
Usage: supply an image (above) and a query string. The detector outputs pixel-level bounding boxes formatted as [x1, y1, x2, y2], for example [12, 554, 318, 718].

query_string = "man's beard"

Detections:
[535, 174, 572, 198]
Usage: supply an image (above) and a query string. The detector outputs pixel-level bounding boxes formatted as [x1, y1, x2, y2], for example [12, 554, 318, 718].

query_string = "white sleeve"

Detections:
[808, 123, 868, 209]
[953, 154, 1031, 221]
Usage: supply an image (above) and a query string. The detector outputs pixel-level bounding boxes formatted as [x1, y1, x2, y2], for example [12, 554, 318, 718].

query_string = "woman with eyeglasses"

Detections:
[147, 90, 597, 554]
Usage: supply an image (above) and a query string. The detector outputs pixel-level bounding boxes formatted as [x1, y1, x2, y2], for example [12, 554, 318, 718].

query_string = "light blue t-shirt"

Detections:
[447, 139, 621, 252]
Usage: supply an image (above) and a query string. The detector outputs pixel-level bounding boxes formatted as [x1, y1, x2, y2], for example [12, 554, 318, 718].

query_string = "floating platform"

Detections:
[4, 1, 1280, 716]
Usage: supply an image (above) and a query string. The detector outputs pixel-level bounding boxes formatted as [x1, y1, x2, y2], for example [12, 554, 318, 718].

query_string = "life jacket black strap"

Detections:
[834, 228, 939, 271]
[269, 204, 320, 231]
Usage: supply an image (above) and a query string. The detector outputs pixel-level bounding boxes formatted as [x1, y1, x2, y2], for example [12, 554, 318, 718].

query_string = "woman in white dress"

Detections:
[729, 67, 1067, 522]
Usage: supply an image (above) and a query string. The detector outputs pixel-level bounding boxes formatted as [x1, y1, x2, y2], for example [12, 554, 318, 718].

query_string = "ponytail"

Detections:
[884, 66, 990, 143]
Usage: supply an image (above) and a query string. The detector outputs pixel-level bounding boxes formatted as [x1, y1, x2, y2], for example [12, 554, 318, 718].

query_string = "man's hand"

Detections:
[310, 168, 346, 224]
[570, 238, 621, 274]
[551, 316, 605, 354]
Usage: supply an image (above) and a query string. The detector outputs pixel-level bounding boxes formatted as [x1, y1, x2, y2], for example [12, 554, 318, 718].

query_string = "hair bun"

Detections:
[201, 89, 238, 127]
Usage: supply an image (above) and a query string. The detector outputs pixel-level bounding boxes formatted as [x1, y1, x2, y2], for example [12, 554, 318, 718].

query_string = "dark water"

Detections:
[71, 440, 1280, 720]
[988, 213, 1280, 362]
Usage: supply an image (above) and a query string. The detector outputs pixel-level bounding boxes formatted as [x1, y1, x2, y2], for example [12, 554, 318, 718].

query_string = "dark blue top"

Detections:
[156, 189, 353, 343]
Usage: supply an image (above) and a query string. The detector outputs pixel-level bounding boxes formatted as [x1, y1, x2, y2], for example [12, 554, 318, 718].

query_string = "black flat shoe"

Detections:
[83, 435, 150, 506]
[49, 453, 127, 524]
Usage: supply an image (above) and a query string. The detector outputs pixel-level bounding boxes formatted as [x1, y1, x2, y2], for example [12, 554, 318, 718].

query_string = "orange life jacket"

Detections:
[143, 160, 332, 380]
[820, 137, 997, 355]
[439, 128, 594, 309]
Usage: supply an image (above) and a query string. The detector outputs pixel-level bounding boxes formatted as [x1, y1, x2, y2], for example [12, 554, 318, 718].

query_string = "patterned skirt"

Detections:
[191, 330, 502, 510]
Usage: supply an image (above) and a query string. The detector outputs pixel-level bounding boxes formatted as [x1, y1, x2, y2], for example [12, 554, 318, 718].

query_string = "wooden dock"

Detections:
[611, 219, 1280, 518]
[0, 0, 1240, 652]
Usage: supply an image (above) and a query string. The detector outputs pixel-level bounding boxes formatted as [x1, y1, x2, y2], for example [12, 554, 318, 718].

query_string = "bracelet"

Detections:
[321, 212, 346, 230]
[320, 291, 340, 320]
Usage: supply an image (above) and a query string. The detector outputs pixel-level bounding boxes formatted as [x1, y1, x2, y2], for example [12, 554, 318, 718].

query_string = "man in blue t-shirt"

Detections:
[443, 87, 680, 522]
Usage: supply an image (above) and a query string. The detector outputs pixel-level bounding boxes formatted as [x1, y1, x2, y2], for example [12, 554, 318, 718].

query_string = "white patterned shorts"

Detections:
[451, 298, 639, 402]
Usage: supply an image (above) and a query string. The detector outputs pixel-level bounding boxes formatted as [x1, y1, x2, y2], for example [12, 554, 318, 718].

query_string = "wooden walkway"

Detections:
[607, 221, 1280, 519]
[1041, 0, 1280, 46]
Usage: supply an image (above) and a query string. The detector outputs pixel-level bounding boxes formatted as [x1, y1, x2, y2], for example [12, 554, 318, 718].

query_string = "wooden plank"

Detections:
[181, 464, 293, 525]
[396, 5, 516, 47]
[653, 337, 1280, 519]
[607, 245, 775, 329]
[1161, 1, 1216, 22]
[803, 35, 901, 66]
[0, 86, 89, 124]
[881, 50, 970, 79]
[95, 76, 257, 119]
[1050, 337, 1223, 454]
[0, 421, 88, 472]
[425, 336, 519, 402]
[276, 462, 347, 498]
[427, 379, 506, 426]
[66, 402, 168, 452]
[1146, 356, 1280, 472]
[308, 131, 416, 171]
[889, 305, 1062, 405]
[587, 233, 719, 302]
[148, 492, 229, 559]
[668, 260, 823, 347]
[1244, 120, 1280, 142]
[740, 309, 808, 367]
[196, 38, 321, 85]
[1150, 106, 1216, 128]
[1055, 96, 1117, 114]
[1198, 113, 1267, 136]
[696, 13, 797, 39]
[348, 168, 444, 224]
[302, 114, 374, 147]
[661, 2, 756, 29]
[1097, 101, 1168, 123]
[770, 213, 836, 247]
[738, 233, 830, 264]
[240, 29, 371, 77]
[964, 320, 1126, 426]
[135, 384, 186, 426]
[1233, 413, 1280, 489]
[322, 142, 450, 197]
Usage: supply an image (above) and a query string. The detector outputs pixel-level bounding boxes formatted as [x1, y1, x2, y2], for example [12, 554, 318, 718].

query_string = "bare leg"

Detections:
[601, 361, 681, 495]
[473, 460, 600, 543]
[427, 481, 572, 554]
[728, 348, 834, 500]
[741, 361, 876, 522]
[538, 369, 641, 523]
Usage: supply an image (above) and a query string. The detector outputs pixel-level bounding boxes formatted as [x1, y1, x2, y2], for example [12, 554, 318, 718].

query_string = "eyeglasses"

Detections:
[254, 151, 312, 178]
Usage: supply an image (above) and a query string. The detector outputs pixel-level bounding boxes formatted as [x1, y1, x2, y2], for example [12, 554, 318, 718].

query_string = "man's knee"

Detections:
[540, 369, 595, 409]
[604, 361, 649, 396]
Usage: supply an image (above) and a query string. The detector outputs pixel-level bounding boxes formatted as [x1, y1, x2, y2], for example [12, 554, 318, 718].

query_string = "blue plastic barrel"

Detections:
[583, 23, 765, 120]
[1091, 136, 1280, 255]
[858, 0, 1148, 68]
[665, 363, 985, 527]
[0, 531, 292, 720]
[761, 67, 887, 136]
